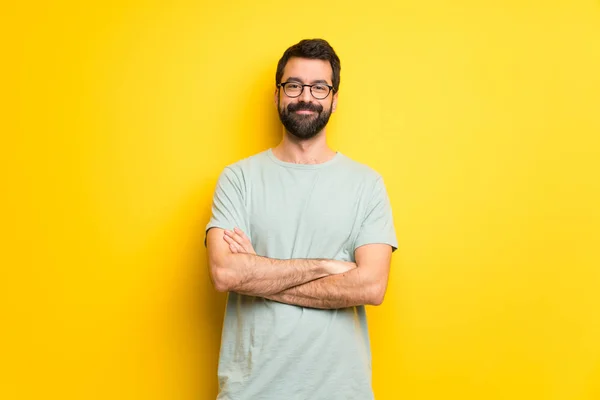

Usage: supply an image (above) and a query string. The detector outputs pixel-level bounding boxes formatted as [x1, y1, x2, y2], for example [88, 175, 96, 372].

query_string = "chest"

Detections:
[245, 171, 368, 260]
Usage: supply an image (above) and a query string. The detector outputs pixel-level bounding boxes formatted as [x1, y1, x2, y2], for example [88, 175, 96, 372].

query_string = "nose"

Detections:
[298, 85, 313, 103]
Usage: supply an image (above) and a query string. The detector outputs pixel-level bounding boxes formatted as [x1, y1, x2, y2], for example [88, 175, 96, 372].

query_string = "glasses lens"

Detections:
[283, 83, 302, 97]
[311, 84, 330, 99]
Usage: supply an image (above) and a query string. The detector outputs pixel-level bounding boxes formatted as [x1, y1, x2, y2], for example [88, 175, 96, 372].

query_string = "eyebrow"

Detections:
[286, 76, 331, 85]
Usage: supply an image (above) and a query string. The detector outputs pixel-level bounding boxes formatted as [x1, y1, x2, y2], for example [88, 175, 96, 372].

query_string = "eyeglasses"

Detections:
[277, 81, 334, 100]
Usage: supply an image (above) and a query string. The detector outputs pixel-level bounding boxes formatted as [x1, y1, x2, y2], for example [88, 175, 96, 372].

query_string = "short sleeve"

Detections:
[204, 167, 248, 246]
[354, 176, 398, 252]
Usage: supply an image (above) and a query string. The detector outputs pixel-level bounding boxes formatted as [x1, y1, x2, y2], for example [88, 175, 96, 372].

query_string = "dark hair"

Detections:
[275, 39, 341, 93]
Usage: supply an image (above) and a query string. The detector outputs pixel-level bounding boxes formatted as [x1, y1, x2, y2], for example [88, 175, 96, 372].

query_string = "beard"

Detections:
[278, 98, 333, 141]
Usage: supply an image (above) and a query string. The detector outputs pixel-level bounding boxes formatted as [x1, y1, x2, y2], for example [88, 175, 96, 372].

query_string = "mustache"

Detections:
[287, 102, 323, 113]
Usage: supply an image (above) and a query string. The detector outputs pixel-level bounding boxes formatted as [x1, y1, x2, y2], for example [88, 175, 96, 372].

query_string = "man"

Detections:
[205, 38, 397, 400]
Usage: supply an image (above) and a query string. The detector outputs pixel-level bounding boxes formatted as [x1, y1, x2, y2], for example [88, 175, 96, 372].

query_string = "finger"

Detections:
[229, 243, 239, 253]
[224, 229, 234, 237]
[225, 235, 248, 253]
[231, 228, 244, 243]
[233, 227, 245, 237]
[224, 235, 243, 251]
[233, 228, 255, 255]
[234, 227, 251, 242]
[228, 229, 248, 245]
[231, 233, 247, 247]
[232, 238, 250, 253]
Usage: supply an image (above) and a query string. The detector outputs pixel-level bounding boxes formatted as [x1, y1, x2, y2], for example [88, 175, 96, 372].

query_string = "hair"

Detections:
[275, 39, 341, 93]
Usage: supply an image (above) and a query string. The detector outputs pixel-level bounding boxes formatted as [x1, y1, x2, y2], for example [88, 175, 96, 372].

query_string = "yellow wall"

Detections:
[3, 1, 600, 399]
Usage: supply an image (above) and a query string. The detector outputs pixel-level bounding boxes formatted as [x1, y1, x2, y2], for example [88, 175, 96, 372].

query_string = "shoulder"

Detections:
[336, 153, 383, 182]
[218, 149, 271, 187]
[219, 150, 268, 176]
[224, 149, 270, 173]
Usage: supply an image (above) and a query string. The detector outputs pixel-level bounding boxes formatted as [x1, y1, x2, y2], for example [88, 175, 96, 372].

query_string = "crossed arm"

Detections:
[206, 227, 393, 309]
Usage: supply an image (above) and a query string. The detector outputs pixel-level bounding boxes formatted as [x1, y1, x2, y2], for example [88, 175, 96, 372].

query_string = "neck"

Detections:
[272, 129, 336, 165]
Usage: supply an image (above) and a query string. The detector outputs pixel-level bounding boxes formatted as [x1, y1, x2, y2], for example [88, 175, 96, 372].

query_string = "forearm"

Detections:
[214, 253, 334, 296]
[264, 264, 385, 309]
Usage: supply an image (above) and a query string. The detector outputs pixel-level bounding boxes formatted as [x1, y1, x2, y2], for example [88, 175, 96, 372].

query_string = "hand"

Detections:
[223, 227, 256, 255]
[324, 260, 357, 275]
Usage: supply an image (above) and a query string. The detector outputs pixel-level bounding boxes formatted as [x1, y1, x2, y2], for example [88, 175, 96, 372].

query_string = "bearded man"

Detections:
[205, 38, 398, 400]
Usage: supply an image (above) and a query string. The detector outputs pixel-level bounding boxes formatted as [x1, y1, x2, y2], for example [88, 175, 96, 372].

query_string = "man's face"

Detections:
[276, 57, 338, 140]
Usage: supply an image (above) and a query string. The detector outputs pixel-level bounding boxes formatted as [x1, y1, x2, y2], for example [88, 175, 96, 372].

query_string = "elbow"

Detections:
[370, 294, 385, 306]
[209, 262, 234, 293]
[368, 284, 387, 306]
[212, 275, 230, 293]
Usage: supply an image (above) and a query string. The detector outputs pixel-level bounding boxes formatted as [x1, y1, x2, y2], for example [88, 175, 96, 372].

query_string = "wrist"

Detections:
[314, 259, 333, 277]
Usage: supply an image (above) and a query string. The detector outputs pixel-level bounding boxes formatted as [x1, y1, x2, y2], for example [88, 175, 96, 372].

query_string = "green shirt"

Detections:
[206, 149, 398, 400]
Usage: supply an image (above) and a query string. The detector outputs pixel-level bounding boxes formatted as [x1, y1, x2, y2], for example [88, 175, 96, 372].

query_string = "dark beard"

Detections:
[278, 100, 332, 141]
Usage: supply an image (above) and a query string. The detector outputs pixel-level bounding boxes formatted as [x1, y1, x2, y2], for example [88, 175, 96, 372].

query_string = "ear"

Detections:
[274, 88, 279, 108]
[332, 92, 338, 113]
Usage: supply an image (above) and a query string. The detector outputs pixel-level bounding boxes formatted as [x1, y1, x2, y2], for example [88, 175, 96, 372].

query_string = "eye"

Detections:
[286, 83, 301, 89]
[313, 85, 328, 92]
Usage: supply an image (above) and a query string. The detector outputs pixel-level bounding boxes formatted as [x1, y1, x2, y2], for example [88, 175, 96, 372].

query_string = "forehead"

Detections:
[282, 57, 333, 83]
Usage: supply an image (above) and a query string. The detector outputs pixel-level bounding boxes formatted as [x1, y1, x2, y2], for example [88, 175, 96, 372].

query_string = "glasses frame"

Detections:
[277, 81, 335, 100]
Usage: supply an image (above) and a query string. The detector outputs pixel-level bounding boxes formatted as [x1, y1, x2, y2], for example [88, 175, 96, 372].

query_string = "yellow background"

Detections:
[2, 0, 600, 399]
